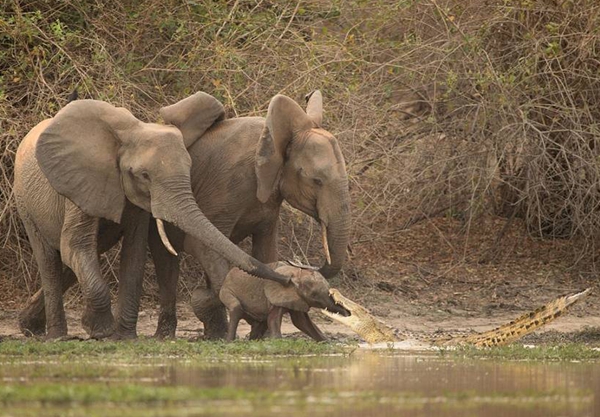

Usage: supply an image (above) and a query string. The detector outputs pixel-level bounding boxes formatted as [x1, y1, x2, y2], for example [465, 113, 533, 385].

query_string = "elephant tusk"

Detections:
[321, 221, 331, 265]
[156, 218, 178, 257]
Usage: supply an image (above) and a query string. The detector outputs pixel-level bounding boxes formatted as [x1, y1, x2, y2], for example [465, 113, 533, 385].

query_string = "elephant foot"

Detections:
[44, 324, 68, 340]
[202, 317, 228, 340]
[191, 288, 228, 340]
[112, 314, 139, 340]
[198, 305, 228, 340]
[110, 330, 137, 341]
[248, 321, 269, 340]
[82, 306, 115, 339]
[112, 323, 138, 340]
[18, 298, 47, 337]
[53, 335, 84, 342]
[154, 312, 177, 339]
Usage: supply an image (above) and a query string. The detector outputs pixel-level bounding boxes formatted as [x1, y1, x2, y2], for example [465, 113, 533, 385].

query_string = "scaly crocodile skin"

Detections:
[321, 288, 591, 346]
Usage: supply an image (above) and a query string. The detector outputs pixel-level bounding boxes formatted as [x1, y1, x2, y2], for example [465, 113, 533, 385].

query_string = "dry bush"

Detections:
[1, 0, 600, 301]
[340, 0, 600, 267]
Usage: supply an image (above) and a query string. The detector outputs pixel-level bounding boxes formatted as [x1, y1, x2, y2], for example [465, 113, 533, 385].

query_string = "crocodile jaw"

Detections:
[321, 288, 397, 344]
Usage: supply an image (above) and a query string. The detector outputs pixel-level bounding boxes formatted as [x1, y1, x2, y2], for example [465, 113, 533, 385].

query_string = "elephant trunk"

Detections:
[318, 180, 351, 279]
[151, 177, 291, 285]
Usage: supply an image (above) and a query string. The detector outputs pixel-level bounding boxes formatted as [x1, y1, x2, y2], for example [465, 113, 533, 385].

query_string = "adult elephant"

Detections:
[14, 94, 290, 340]
[151, 90, 351, 339]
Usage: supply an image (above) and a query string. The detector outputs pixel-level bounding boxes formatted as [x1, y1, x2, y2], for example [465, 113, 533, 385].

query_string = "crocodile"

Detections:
[320, 287, 592, 347]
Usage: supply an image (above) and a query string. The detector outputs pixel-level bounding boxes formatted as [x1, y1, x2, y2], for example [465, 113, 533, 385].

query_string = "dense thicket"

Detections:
[1, 0, 600, 295]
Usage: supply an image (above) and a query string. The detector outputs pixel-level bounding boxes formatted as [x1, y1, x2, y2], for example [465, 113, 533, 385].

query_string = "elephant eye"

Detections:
[129, 166, 150, 181]
[313, 178, 323, 186]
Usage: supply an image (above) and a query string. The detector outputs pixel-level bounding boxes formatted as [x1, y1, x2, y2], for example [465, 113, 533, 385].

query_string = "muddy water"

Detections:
[3, 351, 600, 416]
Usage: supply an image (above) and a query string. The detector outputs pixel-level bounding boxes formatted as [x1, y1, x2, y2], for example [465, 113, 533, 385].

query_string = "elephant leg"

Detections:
[218, 288, 242, 342]
[23, 222, 67, 339]
[113, 207, 149, 340]
[248, 321, 269, 340]
[290, 311, 326, 342]
[18, 289, 46, 337]
[191, 288, 228, 340]
[185, 238, 231, 340]
[246, 227, 278, 341]
[61, 202, 114, 339]
[266, 306, 285, 339]
[19, 223, 122, 338]
[19, 268, 77, 337]
[251, 225, 279, 264]
[226, 306, 243, 342]
[149, 219, 184, 339]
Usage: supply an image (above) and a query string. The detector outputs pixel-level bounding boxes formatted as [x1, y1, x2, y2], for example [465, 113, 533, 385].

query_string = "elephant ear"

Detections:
[305, 90, 323, 127]
[255, 94, 313, 203]
[159, 92, 225, 148]
[264, 266, 310, 311]
[264, 280, 310, 312]
[36, 100, 138, 224]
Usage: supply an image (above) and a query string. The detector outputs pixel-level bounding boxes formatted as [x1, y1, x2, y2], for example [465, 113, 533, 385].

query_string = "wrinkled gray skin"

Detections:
[151, 91, 351, 339]
[219, 263, 350, 341]
[14, 94, 290, 340]
[190, 288, 229, 340]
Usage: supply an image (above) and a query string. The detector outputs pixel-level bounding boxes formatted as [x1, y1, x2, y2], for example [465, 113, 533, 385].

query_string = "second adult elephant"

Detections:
[152, 90, 351, 339]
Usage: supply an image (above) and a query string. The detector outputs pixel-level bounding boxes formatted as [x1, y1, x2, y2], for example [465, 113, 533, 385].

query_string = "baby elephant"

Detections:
[219, 262, 350, 341]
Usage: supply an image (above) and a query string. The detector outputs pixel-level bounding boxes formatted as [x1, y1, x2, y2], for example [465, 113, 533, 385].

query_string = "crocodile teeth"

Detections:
[323, 308, 341, 317]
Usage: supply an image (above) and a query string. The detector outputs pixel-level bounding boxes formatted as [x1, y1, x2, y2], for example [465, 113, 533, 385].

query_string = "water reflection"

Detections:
[165, 353, 599, 392]
[2, 352, 598, 416]
[162, 352, 599, 417]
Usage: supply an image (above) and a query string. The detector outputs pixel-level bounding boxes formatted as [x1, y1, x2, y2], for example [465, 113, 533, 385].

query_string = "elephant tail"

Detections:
[66, 88, 79, 104]
[451, 288, 591, 347]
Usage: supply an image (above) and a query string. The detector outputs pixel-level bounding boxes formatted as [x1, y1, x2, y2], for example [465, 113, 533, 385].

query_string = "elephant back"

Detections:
[186, 117, 269, 226]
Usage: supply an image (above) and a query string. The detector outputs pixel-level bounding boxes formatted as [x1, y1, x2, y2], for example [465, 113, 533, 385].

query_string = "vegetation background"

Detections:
[1, 0, 599, 316]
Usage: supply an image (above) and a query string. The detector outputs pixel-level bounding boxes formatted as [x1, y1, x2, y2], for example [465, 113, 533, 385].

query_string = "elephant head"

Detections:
[255, 91, 350, 278]
[36, 95, 290, 285]
[263, 265, 350, 315]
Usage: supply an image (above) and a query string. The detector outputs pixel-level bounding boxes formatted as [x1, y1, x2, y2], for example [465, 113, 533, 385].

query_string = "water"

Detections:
[2, 351, 599, 416]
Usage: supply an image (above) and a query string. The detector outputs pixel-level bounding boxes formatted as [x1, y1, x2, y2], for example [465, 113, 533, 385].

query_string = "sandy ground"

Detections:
[3, 217, 600, 345]
[2, 300, 600, 345]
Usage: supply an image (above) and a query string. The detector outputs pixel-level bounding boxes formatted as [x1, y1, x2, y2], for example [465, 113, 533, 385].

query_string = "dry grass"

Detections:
[1, 0, 600, 302]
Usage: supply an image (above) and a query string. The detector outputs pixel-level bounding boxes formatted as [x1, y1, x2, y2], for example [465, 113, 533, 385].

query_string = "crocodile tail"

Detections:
[457, 288, 591, 347]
